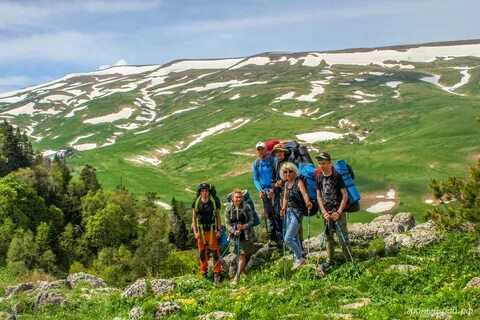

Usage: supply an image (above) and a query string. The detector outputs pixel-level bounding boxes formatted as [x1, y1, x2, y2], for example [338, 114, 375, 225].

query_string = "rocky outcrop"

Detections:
[122, 278, 175, 298]
[384, 220, 440, 253]
[245, 244, 276, 272]
[4, 282, 35, 298]
[348, 212, 416, 243]
[35, 291, 65, 308]
[66, 272, 107, 289]
[129, 306, 144, 320]
[154, 302, 180, 319]
[464, 277, 480, 289]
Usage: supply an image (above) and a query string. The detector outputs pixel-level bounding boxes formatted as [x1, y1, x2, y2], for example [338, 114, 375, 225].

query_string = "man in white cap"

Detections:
[252, 141, 276, 245]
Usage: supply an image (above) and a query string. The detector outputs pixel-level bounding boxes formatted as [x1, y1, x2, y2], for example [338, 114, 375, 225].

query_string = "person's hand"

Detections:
[259, 191, 265, 199]
[275, 180, 284, 188]
[268, 190, 274, 199]
[322, 211, 330, 221]
[216, 229, 222, 239]
[306, 201, 313, 210]
[194, 232, 200, 240]
[331, 211, 340, 221]
[239, 224, 246, 230]
[280, 208, 286, 217]
[234, 229, 241, 236]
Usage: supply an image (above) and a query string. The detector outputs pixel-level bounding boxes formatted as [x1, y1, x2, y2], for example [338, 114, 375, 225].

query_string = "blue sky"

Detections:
[0, 0, 479, 93]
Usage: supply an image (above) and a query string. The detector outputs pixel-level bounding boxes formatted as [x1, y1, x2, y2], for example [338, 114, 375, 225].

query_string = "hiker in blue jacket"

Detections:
[252, 141, 277, 245]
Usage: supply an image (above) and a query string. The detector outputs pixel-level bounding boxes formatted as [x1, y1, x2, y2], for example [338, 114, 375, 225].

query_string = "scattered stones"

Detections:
[154, 302, 180, 319]
[341, 298, 371, 310]
[464, 277, 480, 289]
[66, 272, 106, 289]
[129, 306, 144, 320]
[388, 264, 420, 273]
[35, 291, 66, 308]
[4, 282, 35, 298]
[328, 313, 354, 319]
[198, 311, 234, 320]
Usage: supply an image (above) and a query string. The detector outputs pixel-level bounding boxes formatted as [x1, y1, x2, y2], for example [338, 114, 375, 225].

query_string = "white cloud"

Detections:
[0, 0, 162, 29]
[0, 31, 121, 63]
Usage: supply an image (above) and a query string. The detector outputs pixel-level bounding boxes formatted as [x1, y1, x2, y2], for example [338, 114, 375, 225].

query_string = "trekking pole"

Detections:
[334, 221, 359, 274]
[282, 214, 287, 280]
[306, 208, 311, 259]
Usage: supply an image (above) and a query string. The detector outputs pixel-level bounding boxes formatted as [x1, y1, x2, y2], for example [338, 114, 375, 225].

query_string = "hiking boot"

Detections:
[213, 273, 221, 285]
[292, 258, 306, 271]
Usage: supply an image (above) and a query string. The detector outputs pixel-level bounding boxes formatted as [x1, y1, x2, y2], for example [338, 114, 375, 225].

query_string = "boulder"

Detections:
[464, 277, 480, 289]
[66, 272, 106, 289]
[198, 311, 234, 320]
[123, 278, 175, 298]
[151, 279, 175, 295]
[35, 291, 65, 308]
[245, 244, 276, 272]
[222, 253, 238, 279]
[129, 306, 144, 320]
[154, 302, 180, 319]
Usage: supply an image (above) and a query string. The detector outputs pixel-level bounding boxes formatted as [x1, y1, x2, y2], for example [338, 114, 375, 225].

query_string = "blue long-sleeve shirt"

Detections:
[252, 155, 274, 192]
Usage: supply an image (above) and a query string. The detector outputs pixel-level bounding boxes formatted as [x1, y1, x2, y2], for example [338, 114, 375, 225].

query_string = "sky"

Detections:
[0, 0, 479, 93]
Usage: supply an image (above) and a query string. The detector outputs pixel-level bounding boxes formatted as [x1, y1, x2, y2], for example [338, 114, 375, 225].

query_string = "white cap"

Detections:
[255, 141, 266, 149]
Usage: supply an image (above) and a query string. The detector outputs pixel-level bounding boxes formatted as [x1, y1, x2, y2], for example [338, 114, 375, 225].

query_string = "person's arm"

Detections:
[225, 207, 234, 234]
[252, 160, 263, 192]
[317, 182, 329, 220]
[192, 209, 199, 237]
[281, 184, 287, 216]
[215, 208, 222, 232]
[298, 179, 312, 210]
[337, 188, 348, 215]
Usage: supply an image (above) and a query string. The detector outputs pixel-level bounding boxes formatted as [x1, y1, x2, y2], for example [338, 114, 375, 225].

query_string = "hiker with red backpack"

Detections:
[191, 183, 223, 284]
[315, 152, 353, 269]
[280, 162, 313, 270]
[252, 142, 278, 246]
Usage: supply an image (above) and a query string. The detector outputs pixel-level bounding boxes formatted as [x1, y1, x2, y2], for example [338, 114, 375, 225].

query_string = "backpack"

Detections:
[298, 163, 319, 216]
[334, 160, 360, 212]
[226, 190, 260, 226]
[265, 139, 281, 154]
[316, 160, 360, 212]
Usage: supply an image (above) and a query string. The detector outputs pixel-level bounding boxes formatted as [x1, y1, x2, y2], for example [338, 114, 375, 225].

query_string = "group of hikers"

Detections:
[191, 140, 357, 284]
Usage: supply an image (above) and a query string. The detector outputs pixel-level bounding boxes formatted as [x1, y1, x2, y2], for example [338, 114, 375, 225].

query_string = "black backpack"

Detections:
[284, 141, 314, 165]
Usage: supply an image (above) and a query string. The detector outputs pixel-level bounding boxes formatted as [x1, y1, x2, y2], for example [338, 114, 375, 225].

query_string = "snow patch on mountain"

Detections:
[84, 107, 135, 124]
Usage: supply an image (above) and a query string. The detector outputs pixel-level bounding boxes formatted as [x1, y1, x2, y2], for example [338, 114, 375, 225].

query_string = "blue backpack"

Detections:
[298, 163, 319, 216]
[334, 160, 361, 212]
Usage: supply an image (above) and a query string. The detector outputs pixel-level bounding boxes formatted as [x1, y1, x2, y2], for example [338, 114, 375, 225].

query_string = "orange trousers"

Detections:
[196, 230, 222, 274]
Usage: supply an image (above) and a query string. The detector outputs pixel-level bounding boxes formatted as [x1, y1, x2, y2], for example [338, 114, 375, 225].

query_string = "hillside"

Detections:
[1, 39, 480, 223]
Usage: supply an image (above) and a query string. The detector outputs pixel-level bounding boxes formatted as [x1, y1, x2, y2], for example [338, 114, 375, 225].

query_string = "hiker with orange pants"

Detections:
[191, 183, 222, 284]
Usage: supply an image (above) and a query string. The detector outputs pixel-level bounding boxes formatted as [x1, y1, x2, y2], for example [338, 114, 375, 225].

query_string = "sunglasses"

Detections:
[285, 170, 295, 173]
